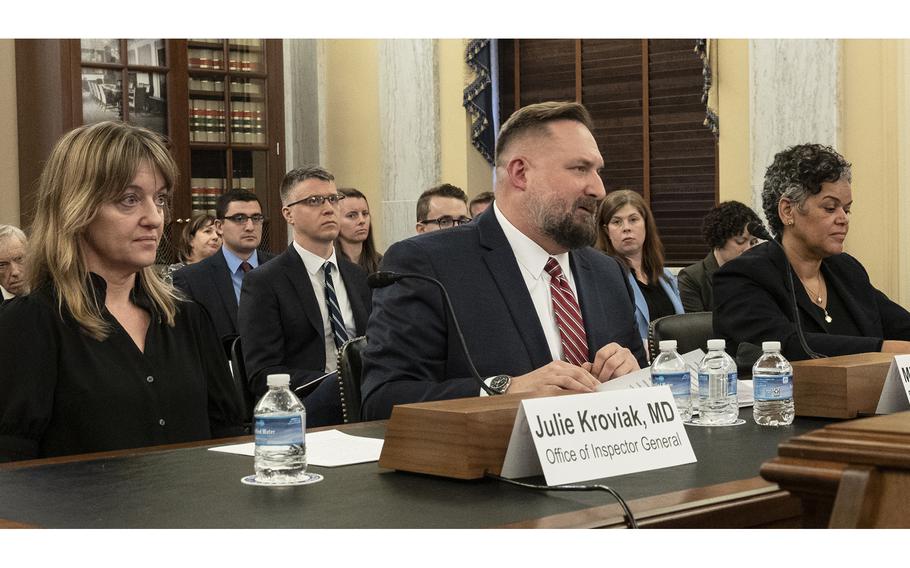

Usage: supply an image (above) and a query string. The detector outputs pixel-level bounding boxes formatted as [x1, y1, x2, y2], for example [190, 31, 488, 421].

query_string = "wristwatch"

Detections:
[487, 374, 512, 395]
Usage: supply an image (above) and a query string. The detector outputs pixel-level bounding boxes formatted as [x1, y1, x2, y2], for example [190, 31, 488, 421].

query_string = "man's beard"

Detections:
[529, 194, 599, 250]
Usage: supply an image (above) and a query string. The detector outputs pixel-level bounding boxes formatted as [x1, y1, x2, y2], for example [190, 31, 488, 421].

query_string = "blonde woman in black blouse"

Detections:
[0, 121, 243, 462]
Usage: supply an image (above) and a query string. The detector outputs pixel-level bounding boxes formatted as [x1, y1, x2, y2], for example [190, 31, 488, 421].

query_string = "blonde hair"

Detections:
[29, 121, 180, 340]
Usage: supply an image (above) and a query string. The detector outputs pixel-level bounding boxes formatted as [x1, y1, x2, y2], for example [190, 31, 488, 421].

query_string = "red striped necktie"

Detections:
[544, 257, 589, 366]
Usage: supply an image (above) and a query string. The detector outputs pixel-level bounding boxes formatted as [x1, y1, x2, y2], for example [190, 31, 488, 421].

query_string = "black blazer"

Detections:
[172, 248, 275, 342]
[678, 251, 719, 313]
[237, 245, 372, 427]
[713, 241, 910, 361]
[360, 208, 646, 421]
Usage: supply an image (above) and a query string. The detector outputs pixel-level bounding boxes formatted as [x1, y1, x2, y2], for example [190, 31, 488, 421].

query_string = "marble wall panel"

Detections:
[749, 39, 840, 221]
[378, 39, 440, 248]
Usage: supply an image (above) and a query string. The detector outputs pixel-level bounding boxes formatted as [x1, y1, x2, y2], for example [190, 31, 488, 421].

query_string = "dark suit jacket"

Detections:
[678, 251, 719, 313]
[713, 241, 910, 361]
[237, 245, 372, 427]
[172, 248, 275, 342]
[360, 208, 646, 420]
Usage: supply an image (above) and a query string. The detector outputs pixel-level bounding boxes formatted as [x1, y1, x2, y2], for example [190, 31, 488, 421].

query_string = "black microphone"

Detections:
[747, 220, 773, 242]
[765, 238, 825, 360]
[368, 271, 496, 395]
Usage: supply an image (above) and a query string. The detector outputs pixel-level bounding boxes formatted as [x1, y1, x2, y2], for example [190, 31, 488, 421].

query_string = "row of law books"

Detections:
[187, 48, 263, 73]
[188, 77, 263, 95]
[189, 99, 266, 144]
[189, 177, 257, 214]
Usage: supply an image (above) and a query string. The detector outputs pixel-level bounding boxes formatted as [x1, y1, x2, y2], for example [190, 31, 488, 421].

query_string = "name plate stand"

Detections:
[875, 354, 910, 414]
[501, 386, 696, 486]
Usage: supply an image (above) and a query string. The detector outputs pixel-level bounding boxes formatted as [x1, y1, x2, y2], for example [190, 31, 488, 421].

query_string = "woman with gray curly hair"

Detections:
[713, 143, 910, 361]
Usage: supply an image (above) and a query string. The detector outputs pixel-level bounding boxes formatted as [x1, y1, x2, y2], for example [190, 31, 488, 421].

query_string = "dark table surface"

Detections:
[0, 409, 835, 528]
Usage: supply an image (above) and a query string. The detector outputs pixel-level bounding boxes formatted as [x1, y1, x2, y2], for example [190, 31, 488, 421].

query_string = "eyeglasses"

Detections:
[222, 214, 266, 225]
[419, 216, 473, 229]
[285, 194, 346, 208]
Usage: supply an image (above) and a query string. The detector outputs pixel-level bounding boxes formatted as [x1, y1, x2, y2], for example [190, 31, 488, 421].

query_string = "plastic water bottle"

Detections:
[650, 340, 692, 422]
[697, 339, 738, 425]
[752, 341, 794, 426]
[253, 373, 307, 483]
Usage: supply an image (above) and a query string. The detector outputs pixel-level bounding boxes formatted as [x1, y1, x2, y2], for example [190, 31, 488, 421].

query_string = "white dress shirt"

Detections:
[479, 203, 581, 394]
[292, 241, 356, 373]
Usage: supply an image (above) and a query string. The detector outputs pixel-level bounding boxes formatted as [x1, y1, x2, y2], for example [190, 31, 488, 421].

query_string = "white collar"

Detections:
[493, 201, 572, 281]
[293, 241, 339, 276]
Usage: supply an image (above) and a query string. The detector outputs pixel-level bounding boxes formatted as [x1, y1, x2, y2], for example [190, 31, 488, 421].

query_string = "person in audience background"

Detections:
[714, 143, 910, 361]
[361, 101, 644, 420]
[677, 201, 762, 312]
[0, 121, 243, 462]
[595, 189, 683, 343]
[468, 191, 495, 218]
[415, 183, 472, 234]
[335, 187, 382, 274]
[0, 225, 28, 305]
[173, 189, 275, 343]
[164, 213, 221, 282]
[239, 166, 372, 427]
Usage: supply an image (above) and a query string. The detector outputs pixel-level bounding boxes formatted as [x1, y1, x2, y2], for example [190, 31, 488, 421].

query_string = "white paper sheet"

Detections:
[597, 348, 753, 407]
[208, 429, 384, 467]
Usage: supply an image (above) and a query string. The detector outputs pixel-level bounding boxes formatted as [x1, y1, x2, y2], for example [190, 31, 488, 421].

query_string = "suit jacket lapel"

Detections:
[280, 246, 325, 337]
[210, 252, 240, 329]
[571, 250, 610, 355]
[821, 259, 876, 336]
[478, 213, 551, 369]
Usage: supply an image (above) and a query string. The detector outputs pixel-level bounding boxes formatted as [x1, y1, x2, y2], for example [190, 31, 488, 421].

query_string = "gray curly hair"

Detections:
[762, 143, 852, 237]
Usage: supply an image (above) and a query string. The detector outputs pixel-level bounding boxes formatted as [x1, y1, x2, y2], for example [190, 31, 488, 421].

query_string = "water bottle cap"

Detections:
[266, 373, 291, 387]
[658, 340, 677, 351]
[762, 341, 781, 351]
[706, 339, 725, 350]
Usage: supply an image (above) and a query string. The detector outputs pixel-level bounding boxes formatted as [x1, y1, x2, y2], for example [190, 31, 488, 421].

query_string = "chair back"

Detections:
[648, 311, 713, 362]
[336, 336, 367, 423]
[229, 336, 254, 424]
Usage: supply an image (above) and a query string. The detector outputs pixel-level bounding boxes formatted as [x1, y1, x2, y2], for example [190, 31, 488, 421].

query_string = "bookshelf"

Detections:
[15, 39, 287, 258]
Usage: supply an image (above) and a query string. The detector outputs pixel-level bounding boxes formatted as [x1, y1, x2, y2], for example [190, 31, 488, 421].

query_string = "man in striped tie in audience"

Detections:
[238, 166, 372, 427]
[361, 101, 645, 420]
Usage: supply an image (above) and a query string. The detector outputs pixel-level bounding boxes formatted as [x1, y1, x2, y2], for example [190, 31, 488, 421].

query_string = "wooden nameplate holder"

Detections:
[379, 390, 566, 479]
[791, 352, 893, 419]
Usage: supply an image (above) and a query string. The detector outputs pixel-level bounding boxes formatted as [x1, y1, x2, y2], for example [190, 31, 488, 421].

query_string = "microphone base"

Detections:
[378, 391, 569, 480]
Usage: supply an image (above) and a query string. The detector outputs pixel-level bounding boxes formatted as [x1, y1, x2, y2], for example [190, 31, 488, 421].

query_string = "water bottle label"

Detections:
[651, 371, 690, 398]
[728, 371, 738, 395]
[753, 374, 793, 401]
[697, 373, 709, 396]
[254, 414, 305, 446]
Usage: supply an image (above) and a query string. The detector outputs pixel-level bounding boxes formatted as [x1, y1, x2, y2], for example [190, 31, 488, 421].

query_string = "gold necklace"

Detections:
[801, 276, 832, 324]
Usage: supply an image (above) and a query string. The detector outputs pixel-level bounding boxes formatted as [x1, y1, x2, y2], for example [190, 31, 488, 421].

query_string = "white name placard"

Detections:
[875, 354, 910, 414]
[501, 386, 696, 486]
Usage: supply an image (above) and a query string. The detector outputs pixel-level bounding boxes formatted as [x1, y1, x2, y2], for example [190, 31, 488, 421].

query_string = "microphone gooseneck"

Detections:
[768, 238, 825, 360]
[368, 271, 496, 395]
[747, 220, 773, 242]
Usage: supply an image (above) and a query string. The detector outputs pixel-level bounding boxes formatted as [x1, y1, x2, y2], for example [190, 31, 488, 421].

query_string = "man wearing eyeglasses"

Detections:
[361, 101, 645, 420]
[415, 183, 472, 234]
[238, 166, 372, 427]
[173, 189, 275, 343]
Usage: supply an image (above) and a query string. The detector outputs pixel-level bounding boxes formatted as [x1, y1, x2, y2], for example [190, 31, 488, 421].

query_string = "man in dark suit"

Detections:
[361, 101, 645, 420]
[173, 189, 275, 343]
[238, 166, 372, 427]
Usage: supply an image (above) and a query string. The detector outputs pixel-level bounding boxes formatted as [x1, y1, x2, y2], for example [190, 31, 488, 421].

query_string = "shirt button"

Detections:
[146, 376, 154, 383]
[159, 419, 166, 426]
